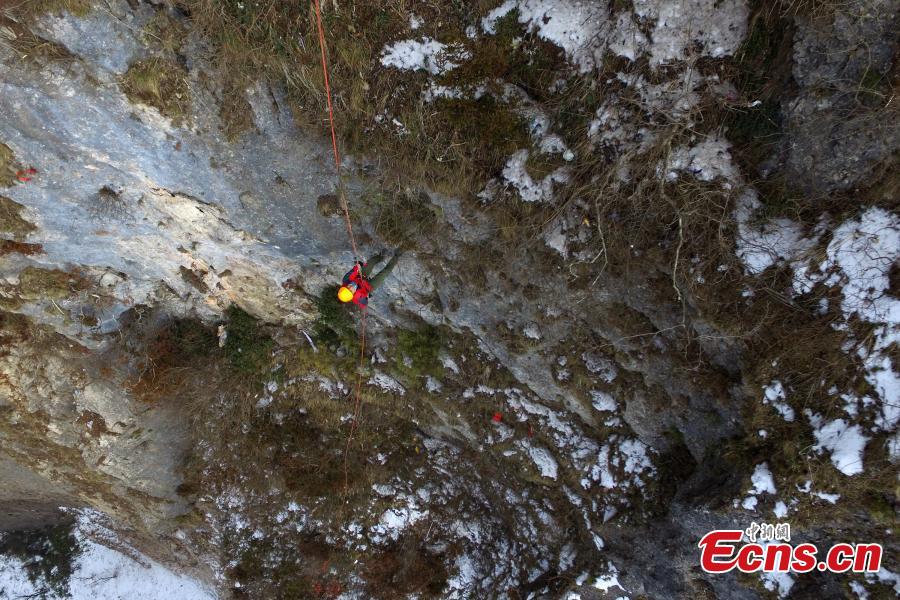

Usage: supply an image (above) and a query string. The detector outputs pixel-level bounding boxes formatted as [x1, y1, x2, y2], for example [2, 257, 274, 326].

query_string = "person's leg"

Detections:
[368, 252, 401, 292]
[361, 251, 386, 278]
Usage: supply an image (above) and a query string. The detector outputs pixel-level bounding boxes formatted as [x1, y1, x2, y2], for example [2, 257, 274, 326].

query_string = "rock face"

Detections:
[0, 1, 897, 599]
[785, 0, 900, 195]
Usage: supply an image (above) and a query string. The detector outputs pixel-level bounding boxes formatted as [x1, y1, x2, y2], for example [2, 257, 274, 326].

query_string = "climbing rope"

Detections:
[313, 0, 359, 260]
[311, 0, 368, 493]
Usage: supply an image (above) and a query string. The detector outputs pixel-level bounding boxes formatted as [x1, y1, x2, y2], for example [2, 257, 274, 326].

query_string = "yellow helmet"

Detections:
[337, 285, 354, 303]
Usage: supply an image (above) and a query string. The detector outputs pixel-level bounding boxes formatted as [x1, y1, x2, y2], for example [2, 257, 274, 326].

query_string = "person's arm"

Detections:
[343, 264, 361, 285]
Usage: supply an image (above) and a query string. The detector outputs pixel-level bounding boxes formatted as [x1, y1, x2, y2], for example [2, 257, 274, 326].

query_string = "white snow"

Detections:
[0, 510, 215, 600]
[849, 580, 869, 599]
[741, 496, 758, 510]
[750, 462, 776, 495]
[866, 567, 900, 594]
[543, 219, 568, 256]
[760, 570, 795, 598]
[810, 416, 868, 476]
[793, 208, 900, 435]
[523, 322, 542, 339]
[582, 352, 618, 382]
[590, 390, 617, 412]
[441, 355, 461, 374]
[368, 371, 406, 395]
[592, 562, 627, 593]
[482, 0, 746, 71]
[735, 190, 818, 275]
[633, 0, 748, 66]
[483, 0, 612, 72]
[372, 501, 427, 543]
[500, 149, 570, 202]
[409, 14, 424, 30]
[666, 138, 738, 182]
[762, 380, 796, 421]
[773, 500, 788, 518]
[528, 446, 559, 479]
[811, 208, 900, 324]
[425, 376, 443, 393]
[380, 38, 468, 74]
[813, 491, 841, 504]
[619, 438, 653, 477]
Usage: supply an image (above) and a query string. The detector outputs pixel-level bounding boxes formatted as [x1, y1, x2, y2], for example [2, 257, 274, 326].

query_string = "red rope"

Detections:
[313, 0, 359, 260]
[343, 310, 367, 491]
[311, 0, 368, 493]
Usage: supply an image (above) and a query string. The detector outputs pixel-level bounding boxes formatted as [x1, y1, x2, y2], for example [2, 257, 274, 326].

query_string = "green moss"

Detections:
[395, 325, 444, 382]
[433, 95, 531, 173]
[0, 195, 36, 239]
[17, 267, 82, 300]
[725, 99, 781, 150]
[120, 58, 191, 122]
[312, 285, 358, 349]
[223, 305, 274, 376]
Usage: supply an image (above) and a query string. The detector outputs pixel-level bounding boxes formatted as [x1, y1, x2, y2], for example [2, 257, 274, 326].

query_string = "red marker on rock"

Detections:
[16, 167, 37, 183]
[492, 411, 502, 423]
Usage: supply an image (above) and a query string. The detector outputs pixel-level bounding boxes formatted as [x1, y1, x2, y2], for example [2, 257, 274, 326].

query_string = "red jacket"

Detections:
[342, 264, 371, 307]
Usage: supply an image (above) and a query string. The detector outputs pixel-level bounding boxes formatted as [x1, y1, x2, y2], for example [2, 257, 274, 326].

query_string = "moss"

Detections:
[17, 267, 83, 300]
[312, 285, 358, 349]
[120, 58, 191, 122]
[433, 95, 531, 173]
[395, 325, 444, 382]
[223, 305, 274, 376]
[0, 195, 36, 239]
[724, 2, 793, 176]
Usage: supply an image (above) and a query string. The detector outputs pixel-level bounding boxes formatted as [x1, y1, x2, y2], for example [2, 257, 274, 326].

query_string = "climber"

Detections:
[337, 251, 402, 308]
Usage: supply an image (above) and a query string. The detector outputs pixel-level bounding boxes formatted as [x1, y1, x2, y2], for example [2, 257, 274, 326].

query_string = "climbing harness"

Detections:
[312, 0, 368, 493]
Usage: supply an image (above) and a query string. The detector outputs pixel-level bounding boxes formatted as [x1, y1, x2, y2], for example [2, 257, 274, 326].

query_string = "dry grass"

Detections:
[4, 0, 93, 19]
[177, 0, 544, 197]
[120, 58, 191, 123]
[142, 8, 187, 56]
[0, 12, 76, 63]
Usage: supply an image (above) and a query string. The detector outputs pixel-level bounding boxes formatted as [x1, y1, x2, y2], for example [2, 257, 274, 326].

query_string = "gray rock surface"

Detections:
[785, 0, 900, 194]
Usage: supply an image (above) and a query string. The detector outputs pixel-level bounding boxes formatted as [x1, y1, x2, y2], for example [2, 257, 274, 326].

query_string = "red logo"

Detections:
[699, 528, 882, 574]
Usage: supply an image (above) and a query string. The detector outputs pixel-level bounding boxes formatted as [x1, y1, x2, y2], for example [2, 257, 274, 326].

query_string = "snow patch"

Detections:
[750, 462, 776, 495]
[368, 371, 406, 395]
[809, 415, 868, 476]
[0, 509, 215, 600]
[528, 445, 559, 479]
[762, 380, 795, 422]
[380, 38, 468, 74]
